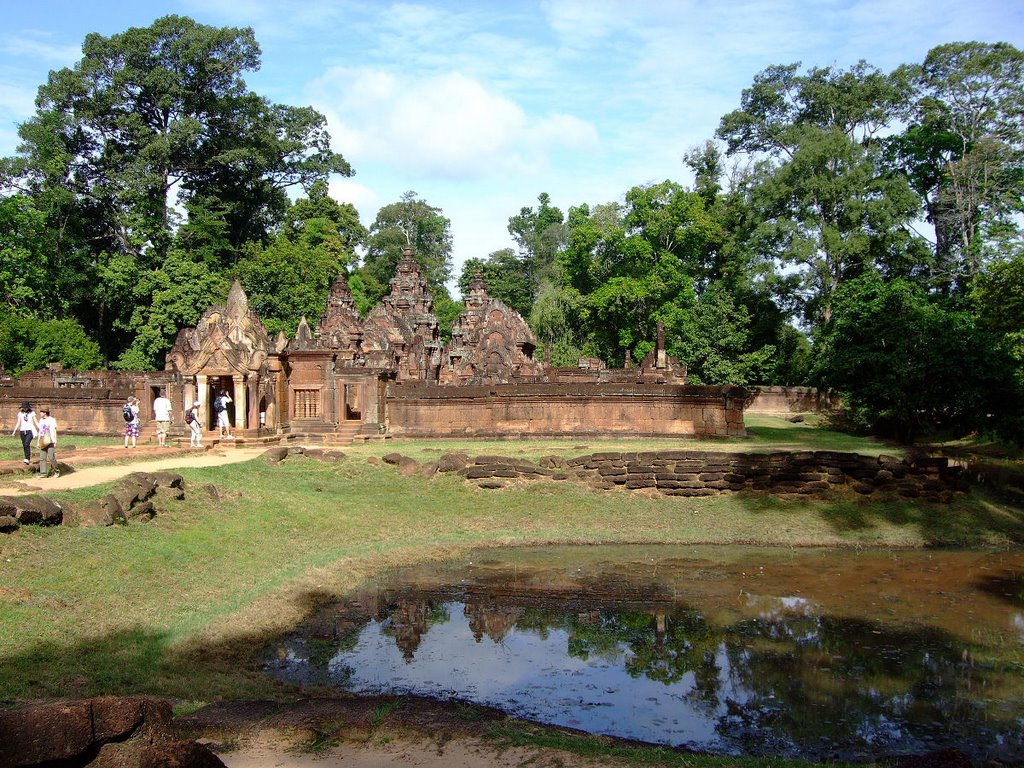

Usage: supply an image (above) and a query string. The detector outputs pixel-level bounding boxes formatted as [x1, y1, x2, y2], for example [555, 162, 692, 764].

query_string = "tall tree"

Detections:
[359, 191, 453, 305]
[507, 192, 567, 303]
[716, 61, 922, 326]
[890, 42, 1024, 290]
[0, 15, 351, 364]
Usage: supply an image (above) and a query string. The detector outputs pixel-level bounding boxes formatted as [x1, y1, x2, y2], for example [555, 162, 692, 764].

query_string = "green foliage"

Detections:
[972, 253, 1024, 387]
[506, 192, 567, 308]
[112, 250, 231, 370]
[814, 273, 1022, 441]
[431, 289, 463, 344]
[717, 61, 923, 326]
[1, 14, 351, 365]
[0, 312, 103, 375]
[897, 42, 1024, 288]
[236, 239, 347, 339]
[676, 284, 777, 385]
[0, 195, 49, 316]
[458, 249, 533, 317]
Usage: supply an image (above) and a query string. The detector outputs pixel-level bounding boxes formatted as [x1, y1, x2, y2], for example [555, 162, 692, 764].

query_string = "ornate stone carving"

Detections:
[360, 249, 442, 380]
[315, 274, 364, 359]
[166, 280, 271, 376]
[441, 273, 544, 384]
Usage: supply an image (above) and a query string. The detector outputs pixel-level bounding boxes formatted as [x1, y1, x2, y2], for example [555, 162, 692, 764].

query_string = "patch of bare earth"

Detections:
[177, 698, 617, 768]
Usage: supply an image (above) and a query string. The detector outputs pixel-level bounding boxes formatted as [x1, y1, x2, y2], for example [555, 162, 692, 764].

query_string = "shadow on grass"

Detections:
[733, 487, 1024, 546]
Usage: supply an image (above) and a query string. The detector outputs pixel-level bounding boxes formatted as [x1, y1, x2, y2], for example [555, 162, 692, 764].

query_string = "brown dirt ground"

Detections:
[177, 698, 620, 768]
[0, 442, 270, 495]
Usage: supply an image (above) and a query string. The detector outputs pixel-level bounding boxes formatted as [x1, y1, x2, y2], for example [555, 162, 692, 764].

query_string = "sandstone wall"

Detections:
[744, 386, 837, 413]
[385, 383, 747, 438]
[1, 384, 137, 435]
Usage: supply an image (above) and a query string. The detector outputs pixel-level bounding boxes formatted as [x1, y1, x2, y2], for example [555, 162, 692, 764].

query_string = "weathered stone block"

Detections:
[437, 452, 469, 472]
[127, 501, 156, 522]
[664, 488, 717, 497]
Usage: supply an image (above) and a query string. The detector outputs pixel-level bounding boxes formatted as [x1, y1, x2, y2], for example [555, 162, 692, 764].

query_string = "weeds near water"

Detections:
[369, 699, 403, 729]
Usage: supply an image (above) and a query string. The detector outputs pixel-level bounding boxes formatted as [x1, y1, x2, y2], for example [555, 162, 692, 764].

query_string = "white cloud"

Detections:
[308, 67, 599, 181]
[328, 177, 381, 221]
[0, 34, 81, 64]
[0, 84, 36, 119]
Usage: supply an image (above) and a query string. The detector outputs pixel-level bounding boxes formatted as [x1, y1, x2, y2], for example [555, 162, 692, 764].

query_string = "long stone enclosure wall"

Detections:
[385, 383, 748, 438]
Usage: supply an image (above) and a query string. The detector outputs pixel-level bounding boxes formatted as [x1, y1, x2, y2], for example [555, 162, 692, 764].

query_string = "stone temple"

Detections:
[0, 249, 747, 441]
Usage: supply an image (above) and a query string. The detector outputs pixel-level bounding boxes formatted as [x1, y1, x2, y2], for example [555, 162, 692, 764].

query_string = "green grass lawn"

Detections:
[0, 418, 1018, 767]
[340, 413, 901, 464]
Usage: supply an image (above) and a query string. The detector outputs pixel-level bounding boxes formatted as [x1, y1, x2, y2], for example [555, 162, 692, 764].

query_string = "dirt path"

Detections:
[0, 444, 271, 495]
[213, 738, 596, 768]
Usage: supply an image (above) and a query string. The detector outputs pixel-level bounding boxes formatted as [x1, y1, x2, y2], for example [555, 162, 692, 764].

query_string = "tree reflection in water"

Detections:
[267, 548, 1024, 764]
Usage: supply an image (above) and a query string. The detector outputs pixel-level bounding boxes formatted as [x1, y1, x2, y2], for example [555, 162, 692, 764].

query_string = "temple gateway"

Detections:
[0, 249, 746, 441]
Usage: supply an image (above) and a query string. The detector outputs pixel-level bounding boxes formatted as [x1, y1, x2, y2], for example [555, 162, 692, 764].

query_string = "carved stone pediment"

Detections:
[442, 273, 543, 384]
[166, 280, 272, 376]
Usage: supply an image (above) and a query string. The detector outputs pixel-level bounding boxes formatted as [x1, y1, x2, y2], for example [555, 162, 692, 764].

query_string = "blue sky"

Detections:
[1, 1, 1022, 284]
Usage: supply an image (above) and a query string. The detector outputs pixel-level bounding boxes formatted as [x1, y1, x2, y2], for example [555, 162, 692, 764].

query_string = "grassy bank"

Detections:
[2, 424, 1022, 704]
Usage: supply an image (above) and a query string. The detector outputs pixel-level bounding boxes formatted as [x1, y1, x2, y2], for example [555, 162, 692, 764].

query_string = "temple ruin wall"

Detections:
[385, 383, 747, 439]
[743, 386, 837, 413]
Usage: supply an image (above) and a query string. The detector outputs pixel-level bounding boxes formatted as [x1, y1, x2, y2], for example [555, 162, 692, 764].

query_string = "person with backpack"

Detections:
[214, 389, 233, 440]
[123, 396, 140, 448]
[185, 402, 203, 448]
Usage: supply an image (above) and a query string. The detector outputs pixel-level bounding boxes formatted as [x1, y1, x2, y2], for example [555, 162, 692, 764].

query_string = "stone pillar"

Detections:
[184, 381, 196, 412]
[232, 374, 246, 430]
[196, 374, 208, 428]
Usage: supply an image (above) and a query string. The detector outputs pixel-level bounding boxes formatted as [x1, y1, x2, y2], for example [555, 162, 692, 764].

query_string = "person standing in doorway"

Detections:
[123, 396, 140, 448]
[214, 389, 233, 440]
[10, 401, 38, 465]
[36, 408, 58, 477]
[153, 390, 172, 447]
[185, 402, 203, 448]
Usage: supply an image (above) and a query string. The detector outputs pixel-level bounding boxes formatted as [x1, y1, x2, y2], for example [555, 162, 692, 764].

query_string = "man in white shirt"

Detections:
[153, 391, 173, 447]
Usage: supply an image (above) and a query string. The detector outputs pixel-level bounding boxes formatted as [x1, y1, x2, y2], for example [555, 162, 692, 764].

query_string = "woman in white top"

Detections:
[36, 408, 58, 477]
[10, 401, 38, 465]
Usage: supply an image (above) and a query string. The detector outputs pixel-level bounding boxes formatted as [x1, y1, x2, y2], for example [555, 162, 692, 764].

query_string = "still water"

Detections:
[267, 545, 1024, 763]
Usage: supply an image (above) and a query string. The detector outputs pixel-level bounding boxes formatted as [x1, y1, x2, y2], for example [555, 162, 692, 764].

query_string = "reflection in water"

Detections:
[267, 546, 1024, 763]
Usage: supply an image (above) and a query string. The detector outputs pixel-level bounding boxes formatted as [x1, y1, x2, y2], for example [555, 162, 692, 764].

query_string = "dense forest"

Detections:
[0, 16, 1022, 442]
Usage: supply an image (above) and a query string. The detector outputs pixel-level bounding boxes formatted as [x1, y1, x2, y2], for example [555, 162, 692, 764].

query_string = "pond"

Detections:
[266, 545, 1024, 764]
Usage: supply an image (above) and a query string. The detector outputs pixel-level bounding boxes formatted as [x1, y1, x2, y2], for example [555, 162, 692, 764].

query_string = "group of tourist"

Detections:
[10, 388, 236, 474]
[9, 401, 59, 477]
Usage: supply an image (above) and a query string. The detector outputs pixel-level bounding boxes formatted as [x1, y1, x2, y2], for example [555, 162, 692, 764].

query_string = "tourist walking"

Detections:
[214, 389, 233, 439]
[36, 408, 58, 477]
[153, 389, 172, 447]
[10, 401, 38, 465]
[185, 402, 203, 448]
[123, 396, 140, 448]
